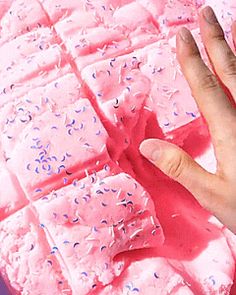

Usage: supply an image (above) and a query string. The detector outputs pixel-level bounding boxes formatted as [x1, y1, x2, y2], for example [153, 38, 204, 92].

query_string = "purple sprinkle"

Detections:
[96, 130, 101, 136]
[30, 244, 34, 251]
[75, 109, 81, 113]
[35, 167, 40, 174]
[103, 188, 110, 192]
[101, 219, 108, 224]
[40, 223, 45, 228]
[73, 242, 80, 248]
[26, 163, 31, 170]
[107, 70, 111, 76]
[66, 152, 72, 157]
[51, 126, 58, 130]
[73, 218, 79, 223]
[63, 214, 69, 219]
[154, 272, 159, 279]
[100, 245, 106, 251]
[127, 192, 133, 196]
[92, 73, 96, 79]
[54, 82, 59, 88]
[61, 156, 66, 162]
[133, 288, 140, 292]
[111, 188, 117, 193]
[92, 284, 97, 288]
[52, 156, 58, 161]
[101, 202, 107, 207]
[81, 272, 88, 277]
[67, 129, 73, 135]
[96, 189, 104, 194]
[47, 260, 53, 265]
[35, 188, 42, 193]
[93, 116, 97, 123]
[63, 240, 70, 244]
[74, 198, 79, 204]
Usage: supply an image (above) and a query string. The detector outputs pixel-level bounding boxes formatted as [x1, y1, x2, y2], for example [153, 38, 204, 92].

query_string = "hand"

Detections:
[140, 6, 236, 233]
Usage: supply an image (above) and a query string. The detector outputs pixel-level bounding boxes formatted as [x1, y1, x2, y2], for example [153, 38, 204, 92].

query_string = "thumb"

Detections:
[139, 138, 218, 209]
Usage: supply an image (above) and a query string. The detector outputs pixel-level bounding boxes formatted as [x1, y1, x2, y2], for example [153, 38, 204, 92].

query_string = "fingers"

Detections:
[176, 27, 236, 146]
[199, 6, 236, 99]
[139, 138, 220, 210]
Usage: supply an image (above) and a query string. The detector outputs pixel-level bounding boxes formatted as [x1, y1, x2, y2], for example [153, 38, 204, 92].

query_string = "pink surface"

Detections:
[0, 0, 235, 294]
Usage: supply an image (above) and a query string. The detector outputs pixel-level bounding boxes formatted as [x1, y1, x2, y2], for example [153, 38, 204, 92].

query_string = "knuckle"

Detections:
[222, 56, 236, 79]
[197, 73, 220, 93]
[165, 152, 186, 180]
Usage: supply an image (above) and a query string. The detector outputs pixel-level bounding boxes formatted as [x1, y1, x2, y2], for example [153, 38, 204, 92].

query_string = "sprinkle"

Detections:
[26, 163, 31, 170]
[51, 246, 59, 254]
[81, 271, 88, 277]
[35, 167, 40, 174]
[66, 152, 72, 157]
[47, 260, 53, 266]
[154, 272, 159, 279]
[133, 288, 140, 292]
[92, 72, 96, 79]
[30, 244, 34, 251]
[130, 229, 143, 239]
[107, 70, 111, 76]
[101, 219, 108, 224]
[100, 245, 106, 251]
[101, 202, 107, 207]
[35, 188, 42, 193]
[73, 242, 80, 248]
[72, 218, 79, 223]
[186, 111, 196, 118]
[74, 198, 79, 204]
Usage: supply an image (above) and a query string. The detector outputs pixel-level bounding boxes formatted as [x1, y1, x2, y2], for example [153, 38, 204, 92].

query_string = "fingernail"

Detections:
[178, 27, 193, 43]
[202, 6, 218, 24]
[139, 139, 162, 162]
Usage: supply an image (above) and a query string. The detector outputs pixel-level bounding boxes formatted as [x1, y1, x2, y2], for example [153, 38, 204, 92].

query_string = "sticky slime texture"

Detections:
[0, 0, 235, 294]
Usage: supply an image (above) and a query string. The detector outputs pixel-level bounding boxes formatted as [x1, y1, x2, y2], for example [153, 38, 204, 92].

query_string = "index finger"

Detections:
[176, 28, 236, 144]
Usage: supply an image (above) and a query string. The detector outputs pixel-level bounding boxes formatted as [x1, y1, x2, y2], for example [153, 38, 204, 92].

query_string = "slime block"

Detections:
[82, 39, 200, 143]
[169, 235, 235, 294]
[0, 44, 71, 104]
[0, 0, 49, 44]
[81, 53, 150, 142]
[0, 164, 28, 221]
[34, 171, 163, 294]
[7, 99, 110, 200]
[0, 27, 57, 74]
[99, 257, 194, 295]
[52, 1, 159, 70]
[0, 73, 85, 155]
[0, 207, 71, 295]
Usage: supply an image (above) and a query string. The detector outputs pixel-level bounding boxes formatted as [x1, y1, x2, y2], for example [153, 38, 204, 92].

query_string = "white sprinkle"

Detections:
[150, 216, 155, 225]
[130, 228, 143, 239]
[143, 106, 152, 112]
[171, 213, 180, 218]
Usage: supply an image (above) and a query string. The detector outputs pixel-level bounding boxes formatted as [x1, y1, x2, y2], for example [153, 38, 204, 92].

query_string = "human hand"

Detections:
[140, 6, 236, 233]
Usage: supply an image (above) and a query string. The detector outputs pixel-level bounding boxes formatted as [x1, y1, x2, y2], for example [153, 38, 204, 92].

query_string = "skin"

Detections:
[139, 6, 236, 233]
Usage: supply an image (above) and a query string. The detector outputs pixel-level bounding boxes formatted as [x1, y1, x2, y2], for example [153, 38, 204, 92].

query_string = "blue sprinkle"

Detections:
[63, 240, 70, 244]
[133, 288, 140, 292]
[81, 272, 88, 277]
